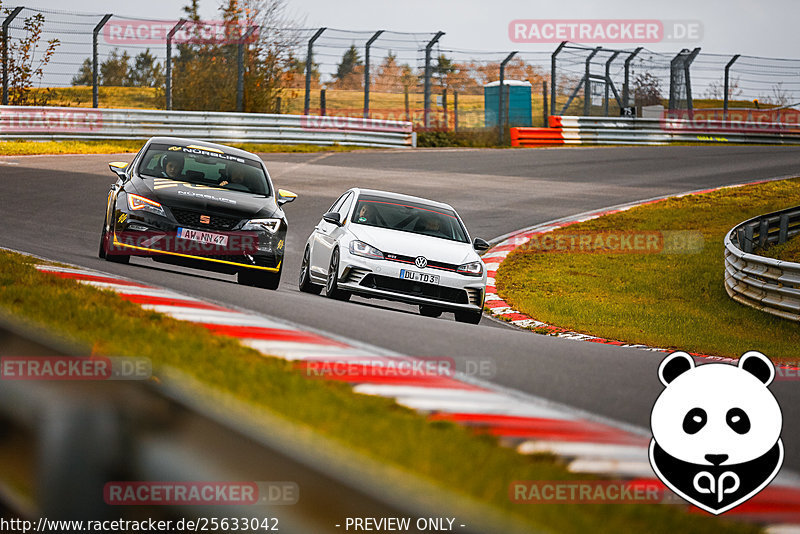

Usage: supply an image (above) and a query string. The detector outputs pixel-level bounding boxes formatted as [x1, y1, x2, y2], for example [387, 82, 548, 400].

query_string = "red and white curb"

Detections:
[32, 260, 800, 528]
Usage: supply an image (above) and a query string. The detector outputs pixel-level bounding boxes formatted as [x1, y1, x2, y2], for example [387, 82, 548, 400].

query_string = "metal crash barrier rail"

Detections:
[724, 206, 800, 322]
[0, 106, 416, 148]
[511, 116, 800, 147]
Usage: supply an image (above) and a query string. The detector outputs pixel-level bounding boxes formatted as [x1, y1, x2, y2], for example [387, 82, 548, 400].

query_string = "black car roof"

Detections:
[145, 137, 259, 161]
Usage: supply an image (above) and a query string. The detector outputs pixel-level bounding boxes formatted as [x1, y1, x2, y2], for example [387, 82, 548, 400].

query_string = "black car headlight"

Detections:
[242, 218, 282, 233]
[126, 193, 165, 217]
[349, 240, 384, 260]
[457, 260, 483, 276]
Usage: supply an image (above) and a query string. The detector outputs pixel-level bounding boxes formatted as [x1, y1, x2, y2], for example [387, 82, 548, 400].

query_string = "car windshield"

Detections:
[352, 195, 469, 243]
[137, 143, 271, 196]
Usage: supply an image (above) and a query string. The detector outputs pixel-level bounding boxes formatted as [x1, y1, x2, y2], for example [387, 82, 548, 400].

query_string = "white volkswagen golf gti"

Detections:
[299, 188, 490, 324]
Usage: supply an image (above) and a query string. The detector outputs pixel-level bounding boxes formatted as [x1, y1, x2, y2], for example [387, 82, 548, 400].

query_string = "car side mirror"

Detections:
[277, 189, 297, 206]
[108, 161, 129, 179]
[322, 212, 342, 226]
[473, 237, 490, 251]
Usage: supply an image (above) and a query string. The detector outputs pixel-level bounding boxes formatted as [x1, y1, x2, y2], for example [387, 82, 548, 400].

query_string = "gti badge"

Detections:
[648, 351, 784, 515]
[415, 256, 428, 269]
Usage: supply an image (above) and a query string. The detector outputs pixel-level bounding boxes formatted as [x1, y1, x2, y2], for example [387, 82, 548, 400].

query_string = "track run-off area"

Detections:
[1, 145, 799, 471]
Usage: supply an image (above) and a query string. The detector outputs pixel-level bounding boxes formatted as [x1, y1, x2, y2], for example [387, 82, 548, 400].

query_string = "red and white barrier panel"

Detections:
[511, 114, 800, 147]
[33, 262, 800, 527]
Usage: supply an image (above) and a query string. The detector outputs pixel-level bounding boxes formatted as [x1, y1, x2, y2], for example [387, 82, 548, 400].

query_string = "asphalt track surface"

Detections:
[1, 146, 799, 470]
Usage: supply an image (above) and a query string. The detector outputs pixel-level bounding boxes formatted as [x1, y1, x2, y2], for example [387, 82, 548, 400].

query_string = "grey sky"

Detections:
[18, 0, 800, 58]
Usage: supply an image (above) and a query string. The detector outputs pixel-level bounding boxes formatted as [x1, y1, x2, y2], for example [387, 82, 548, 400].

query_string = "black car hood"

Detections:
[130, 176, 280, 219]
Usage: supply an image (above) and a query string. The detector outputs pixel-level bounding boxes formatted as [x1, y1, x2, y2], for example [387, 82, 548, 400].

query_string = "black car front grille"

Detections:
[361, 274, 469, 304]
[169, 207, 241, 231]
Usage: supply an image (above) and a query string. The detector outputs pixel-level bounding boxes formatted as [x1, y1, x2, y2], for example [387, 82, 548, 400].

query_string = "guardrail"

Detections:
[511, 115, 800, 147]
[724, 206, 800, 322]
[0, 106, 416, 148]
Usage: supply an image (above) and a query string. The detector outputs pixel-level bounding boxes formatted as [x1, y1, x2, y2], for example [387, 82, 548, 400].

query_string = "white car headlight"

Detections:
[457, 260, 483, 276]
[127, 193, 165, 216]
[242, 218, 281, 233]
[349, 240, 384, 260]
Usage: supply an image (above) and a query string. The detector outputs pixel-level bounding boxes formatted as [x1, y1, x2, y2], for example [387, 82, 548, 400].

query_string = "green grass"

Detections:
[0, 250, 754, 534]
[763, 232, 800, 263]
[0, 139, 364, 156]
[496, 178, 800, 363]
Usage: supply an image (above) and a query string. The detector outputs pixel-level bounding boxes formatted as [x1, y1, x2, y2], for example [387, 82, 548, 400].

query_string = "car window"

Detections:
[328, 192, 348, 213]
[338, 192, 355, 222]
[352, 196, 469, 243]
[137, 143, 271, 196]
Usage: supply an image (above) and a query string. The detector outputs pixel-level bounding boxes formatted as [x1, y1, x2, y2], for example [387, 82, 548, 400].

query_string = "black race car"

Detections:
[99, 137, 296, 289]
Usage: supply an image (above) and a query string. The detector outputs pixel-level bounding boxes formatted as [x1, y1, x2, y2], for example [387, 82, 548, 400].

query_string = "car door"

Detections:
[309, 192, 348, 277]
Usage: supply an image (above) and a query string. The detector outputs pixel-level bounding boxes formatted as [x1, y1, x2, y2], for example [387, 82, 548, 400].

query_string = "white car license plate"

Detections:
[400, 269, 439, 284]
[177, 227, 229, 246]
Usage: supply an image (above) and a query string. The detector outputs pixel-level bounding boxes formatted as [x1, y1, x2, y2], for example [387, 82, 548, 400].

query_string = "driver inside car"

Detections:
[162, 153, 184, 178]
[219, 164, 247, 188]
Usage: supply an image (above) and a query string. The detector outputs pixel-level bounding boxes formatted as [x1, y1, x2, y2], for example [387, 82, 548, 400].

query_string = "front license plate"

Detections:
[177, 227, 229, 246]
[400, 269, 440, 285]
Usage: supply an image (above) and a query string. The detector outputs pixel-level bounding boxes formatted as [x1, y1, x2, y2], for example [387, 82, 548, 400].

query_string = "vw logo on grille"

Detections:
[414, 256, 428, 268]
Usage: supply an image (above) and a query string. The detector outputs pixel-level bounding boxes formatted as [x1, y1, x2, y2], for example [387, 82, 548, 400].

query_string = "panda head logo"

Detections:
[649, 351, 784, 515]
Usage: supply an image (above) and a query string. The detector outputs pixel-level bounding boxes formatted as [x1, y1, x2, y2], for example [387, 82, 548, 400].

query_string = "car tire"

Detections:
[298, 246, 323, 295]
[454, 309, 482, 324]
[419, 305, 443, 318]
[102, 226, 130, 264]
[98, 225, 107, 259]
[325, 248, 350, 301]
[239, 268, 281, 290]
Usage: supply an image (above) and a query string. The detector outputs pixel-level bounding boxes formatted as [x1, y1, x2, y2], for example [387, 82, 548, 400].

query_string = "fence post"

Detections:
[92, 14, 112, 109]
[622, 47, 642, 109]
[423, 31, 445, 128]
[604, 51, 620, 116]
[442, 88, 448, 130]
[498, 51, 517, 145]
[2, 7, 23, 106]
[304, 27, 326, 116]
[584, 47, 601, 116]
[275, 96, 281, 114]
[453, 91, 458, 132]
[550, 41, 566, 119]
[542, 81, 548, 126]
[779, 213, 789, 244]
[684, 47, 701, 117]
[363, 30, 384, 119]
[320, 88, 326, 116]
[165, 19, 187, 111]
[236, 25, 257, 113]
[723, 54, 741, 120]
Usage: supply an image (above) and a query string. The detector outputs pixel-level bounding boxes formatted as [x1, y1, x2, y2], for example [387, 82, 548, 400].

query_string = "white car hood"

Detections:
[349, 224, 478, 265]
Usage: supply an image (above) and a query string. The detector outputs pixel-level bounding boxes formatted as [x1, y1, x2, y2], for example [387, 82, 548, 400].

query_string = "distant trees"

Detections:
[332, 45, 363, 90]
[71, 49, 164, 88]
